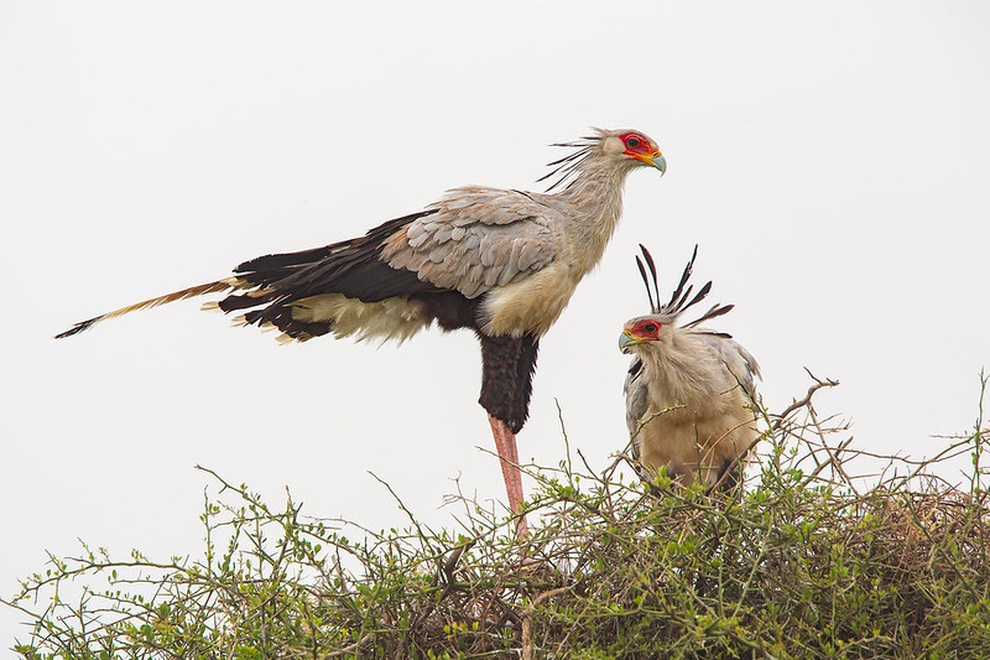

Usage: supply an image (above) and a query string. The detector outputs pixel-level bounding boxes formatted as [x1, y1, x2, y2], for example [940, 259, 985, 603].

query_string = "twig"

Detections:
[322, 633, 371, 658]
[772, 368, 839, 430]
[521, 586, 572, 660]
[441, 540, 475, 586]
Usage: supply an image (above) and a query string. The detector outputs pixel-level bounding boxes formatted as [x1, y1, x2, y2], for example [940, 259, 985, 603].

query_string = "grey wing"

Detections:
[700, 333, 761, 398]
[381, 186, 559, 299]
[623, 357, 650, 460]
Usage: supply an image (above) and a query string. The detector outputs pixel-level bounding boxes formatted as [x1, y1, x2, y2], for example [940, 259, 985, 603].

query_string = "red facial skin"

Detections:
[619, 132, 659, 157]
[631, 319, 662, 340]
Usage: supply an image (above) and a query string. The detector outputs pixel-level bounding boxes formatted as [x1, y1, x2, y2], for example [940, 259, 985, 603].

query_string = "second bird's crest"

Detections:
[634, 245, 735, 329]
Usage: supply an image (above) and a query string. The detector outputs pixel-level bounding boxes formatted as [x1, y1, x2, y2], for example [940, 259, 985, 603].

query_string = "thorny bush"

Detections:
[6, 372, 990, 658]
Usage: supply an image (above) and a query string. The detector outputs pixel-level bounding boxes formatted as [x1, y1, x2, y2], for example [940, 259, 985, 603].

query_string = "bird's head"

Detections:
[619, 315, 669, 354]
[619, 245, 735, 354]
[602, 129, 666, 175]
[539, 127, 665, 191]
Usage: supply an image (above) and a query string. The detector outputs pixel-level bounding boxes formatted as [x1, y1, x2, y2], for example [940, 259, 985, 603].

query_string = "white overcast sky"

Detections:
[2, 0, 989, 646]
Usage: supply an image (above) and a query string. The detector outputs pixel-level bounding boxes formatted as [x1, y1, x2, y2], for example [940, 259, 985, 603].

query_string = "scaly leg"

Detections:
[488, 414, 528, 539]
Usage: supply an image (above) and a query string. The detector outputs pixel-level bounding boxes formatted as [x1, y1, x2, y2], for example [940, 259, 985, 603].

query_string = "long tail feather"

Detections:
[54, 279, 238, 339]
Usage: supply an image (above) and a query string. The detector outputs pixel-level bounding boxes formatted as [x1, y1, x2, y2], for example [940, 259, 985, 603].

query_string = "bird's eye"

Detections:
[626, 136, 641, 148]
[641, 322, 658, 334]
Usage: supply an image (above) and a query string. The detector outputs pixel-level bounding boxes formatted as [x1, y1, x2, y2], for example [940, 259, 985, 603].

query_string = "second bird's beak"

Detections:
[619, 330, 643, 354]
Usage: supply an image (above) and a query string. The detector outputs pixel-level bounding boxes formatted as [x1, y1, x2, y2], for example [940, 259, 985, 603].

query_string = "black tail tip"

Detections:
[54, 320, 94, 339]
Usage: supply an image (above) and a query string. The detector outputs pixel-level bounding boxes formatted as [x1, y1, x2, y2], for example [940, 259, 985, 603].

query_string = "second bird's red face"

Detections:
[629, 318, 662, 340]
[619, 317, 664, 353]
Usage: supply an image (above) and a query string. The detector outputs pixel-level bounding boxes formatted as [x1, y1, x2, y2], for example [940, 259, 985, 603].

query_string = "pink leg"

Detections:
[487, 414, 529, 539]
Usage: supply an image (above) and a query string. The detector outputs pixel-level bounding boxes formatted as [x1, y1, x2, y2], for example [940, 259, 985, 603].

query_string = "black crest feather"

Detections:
[635, 245, 735, 329]
[537, 133, 604, 192]
[635, 243, 660, 314]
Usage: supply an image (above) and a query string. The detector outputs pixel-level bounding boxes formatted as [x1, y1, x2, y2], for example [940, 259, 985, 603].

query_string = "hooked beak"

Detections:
[619, 330, 644, 354]
[635, 151, 666, 175]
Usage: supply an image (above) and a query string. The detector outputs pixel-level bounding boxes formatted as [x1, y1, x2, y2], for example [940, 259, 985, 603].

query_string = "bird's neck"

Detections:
[554, 158, 631, 277]
[638, 332, 723, 415]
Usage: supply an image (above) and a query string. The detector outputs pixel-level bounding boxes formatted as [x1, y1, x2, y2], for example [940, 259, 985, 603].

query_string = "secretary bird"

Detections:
[56, 128, 666, 537]
[620, 246, 761, 491]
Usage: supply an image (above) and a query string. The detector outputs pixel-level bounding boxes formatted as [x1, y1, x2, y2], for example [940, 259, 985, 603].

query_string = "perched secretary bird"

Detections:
[56, 128, 666, 537]
[620, 246, 761, 491]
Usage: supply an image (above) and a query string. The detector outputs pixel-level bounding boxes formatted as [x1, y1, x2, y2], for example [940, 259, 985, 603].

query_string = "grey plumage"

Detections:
[620, 246, 761, 490]
[384, 187, 556, 301]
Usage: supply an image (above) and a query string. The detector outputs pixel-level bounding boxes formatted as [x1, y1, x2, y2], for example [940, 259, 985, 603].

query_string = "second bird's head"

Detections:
[618, 245, 734, 356]
[619, 315, 670, 354]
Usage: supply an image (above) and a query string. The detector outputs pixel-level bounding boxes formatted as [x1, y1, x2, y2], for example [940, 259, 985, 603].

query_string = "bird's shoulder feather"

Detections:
[694, 331, 761, 397]
[382, 187, 561, 298]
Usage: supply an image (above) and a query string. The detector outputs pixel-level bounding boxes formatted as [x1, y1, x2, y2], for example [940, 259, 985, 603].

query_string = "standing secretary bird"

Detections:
[56, 128, 666, 538]
[620, 246, 761, 491]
